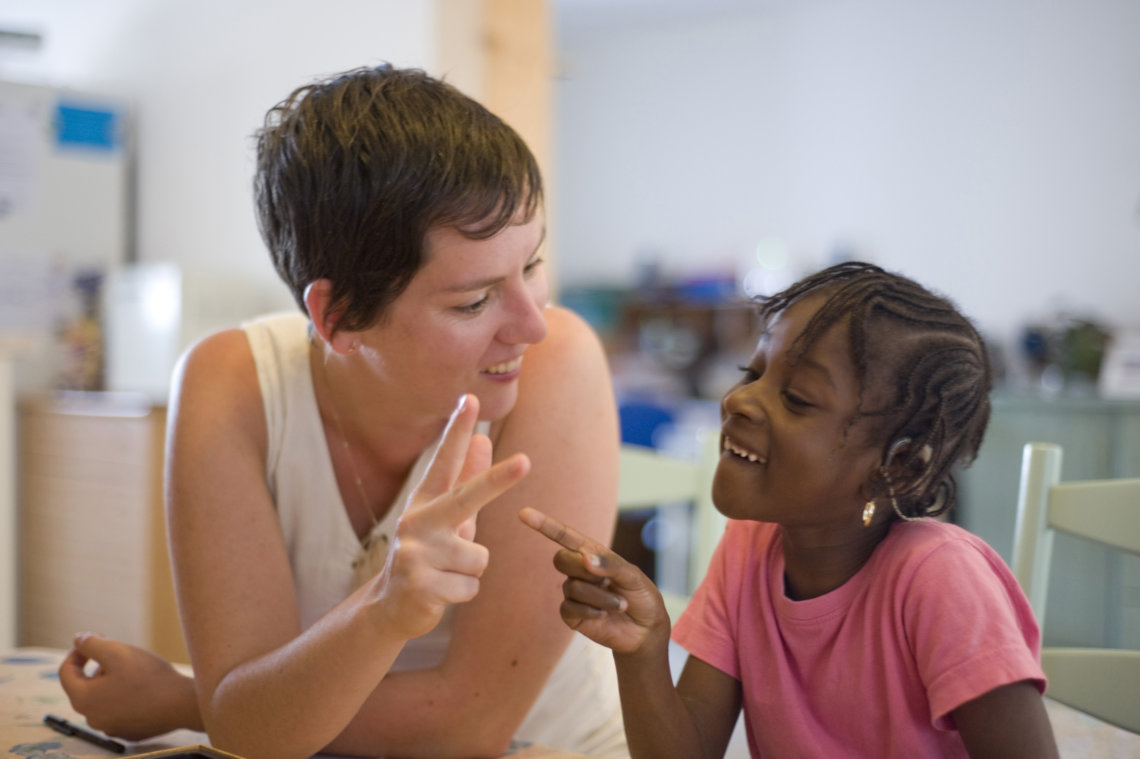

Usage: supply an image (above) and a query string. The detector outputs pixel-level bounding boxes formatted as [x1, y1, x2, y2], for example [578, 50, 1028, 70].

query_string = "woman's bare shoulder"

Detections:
[526, 305, 609, 375]
[538, 304, 602, 345]
[178, 326, 255, 371]
[169, 327, 266, 449]
[499, 305, 616, 445]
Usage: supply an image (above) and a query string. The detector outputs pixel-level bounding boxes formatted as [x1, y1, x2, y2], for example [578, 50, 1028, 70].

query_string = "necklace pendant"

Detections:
[352, 531, 390, 589]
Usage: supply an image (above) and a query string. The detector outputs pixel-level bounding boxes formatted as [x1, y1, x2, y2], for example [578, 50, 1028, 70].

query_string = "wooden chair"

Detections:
[617, 430, 723, 621]
[1011, 442, 1140, 733]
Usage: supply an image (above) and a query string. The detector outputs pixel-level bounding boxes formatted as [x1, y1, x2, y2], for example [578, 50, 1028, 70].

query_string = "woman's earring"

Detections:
[862, 500, 876, 527]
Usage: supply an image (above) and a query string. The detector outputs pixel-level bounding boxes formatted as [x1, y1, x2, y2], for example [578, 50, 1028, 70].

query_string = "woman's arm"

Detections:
[58, 633, 203, 739]
[169, 329, 388, 759]
[324, 306, 623, 758]
[167, 330, 525, 759]
[953, 681, 1060, 759]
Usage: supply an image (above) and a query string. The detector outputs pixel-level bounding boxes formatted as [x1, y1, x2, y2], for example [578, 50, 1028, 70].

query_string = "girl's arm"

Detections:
[167, 331, 525, 759]
[953, 681, 1060, 759]
[617, 649, 742, 759]
[520, 506, 742, 759]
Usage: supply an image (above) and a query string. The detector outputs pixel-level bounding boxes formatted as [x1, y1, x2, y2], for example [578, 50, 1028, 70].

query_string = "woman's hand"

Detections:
[58, 632, 202, 740]
[518, 506, 671, 656]
[368, 394, 530, 641]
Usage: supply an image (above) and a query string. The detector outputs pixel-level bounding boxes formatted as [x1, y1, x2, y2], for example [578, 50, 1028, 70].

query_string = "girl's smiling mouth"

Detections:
[724, 435, 767, 465]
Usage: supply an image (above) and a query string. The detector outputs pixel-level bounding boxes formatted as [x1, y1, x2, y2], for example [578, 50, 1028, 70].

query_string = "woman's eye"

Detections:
[455, 295, 490, 314]
[524, 256, 545, 276]
[737, 364, 761, 383]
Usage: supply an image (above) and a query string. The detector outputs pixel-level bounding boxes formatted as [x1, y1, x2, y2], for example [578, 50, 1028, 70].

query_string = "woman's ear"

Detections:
[304, 279, 358, 355]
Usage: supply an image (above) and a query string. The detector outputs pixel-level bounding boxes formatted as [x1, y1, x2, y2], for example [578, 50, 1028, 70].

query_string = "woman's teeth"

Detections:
[484, 356, 523, 375]
[724, 437, 766, 464]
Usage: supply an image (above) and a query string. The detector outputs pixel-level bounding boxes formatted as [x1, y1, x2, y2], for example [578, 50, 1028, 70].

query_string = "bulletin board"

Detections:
[0, 79, 130, 649]
[0, 78, 130, 391]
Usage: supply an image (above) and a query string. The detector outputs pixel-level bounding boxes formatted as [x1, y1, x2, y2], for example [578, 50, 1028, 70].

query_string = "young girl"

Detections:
[521, 261, 1060, 759]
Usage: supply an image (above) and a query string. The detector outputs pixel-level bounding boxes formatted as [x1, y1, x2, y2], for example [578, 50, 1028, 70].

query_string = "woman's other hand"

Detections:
[369, 394, 530, 640]
[58, 632, 202, 740]
[518, 506, 670, 656]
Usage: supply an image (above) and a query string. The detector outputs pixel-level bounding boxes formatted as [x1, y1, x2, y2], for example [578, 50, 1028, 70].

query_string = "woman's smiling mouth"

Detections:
[483, 356, 523, 375]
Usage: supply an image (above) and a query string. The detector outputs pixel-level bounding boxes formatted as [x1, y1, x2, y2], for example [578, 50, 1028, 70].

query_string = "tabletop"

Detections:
[1, 649, 588, 759]
[5, 648, 1139, 758]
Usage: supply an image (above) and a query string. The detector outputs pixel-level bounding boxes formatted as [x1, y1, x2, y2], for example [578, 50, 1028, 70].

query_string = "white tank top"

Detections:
[243, 312, 627, 757]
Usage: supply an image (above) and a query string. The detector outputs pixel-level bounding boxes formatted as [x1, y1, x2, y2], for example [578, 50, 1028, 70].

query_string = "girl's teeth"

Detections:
[724, 437, 765, 464]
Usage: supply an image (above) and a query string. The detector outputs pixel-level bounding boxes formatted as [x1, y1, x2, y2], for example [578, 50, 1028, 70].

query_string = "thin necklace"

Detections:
[317, 345, 389, 577]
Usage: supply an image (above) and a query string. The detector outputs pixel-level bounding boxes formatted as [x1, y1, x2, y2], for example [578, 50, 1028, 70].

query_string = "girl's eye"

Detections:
[782, 391, 813, 410]
[524, 256, 545, 276]
[455, 295, 490, 314]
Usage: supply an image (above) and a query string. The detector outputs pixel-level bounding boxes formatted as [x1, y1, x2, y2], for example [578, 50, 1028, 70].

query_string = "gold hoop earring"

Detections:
[862, 500, 876, 527]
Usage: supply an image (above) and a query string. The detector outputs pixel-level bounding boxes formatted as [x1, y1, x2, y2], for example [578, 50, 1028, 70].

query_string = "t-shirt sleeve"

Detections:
[671, 521, 744, 681]
[904, 536, 1046, 729]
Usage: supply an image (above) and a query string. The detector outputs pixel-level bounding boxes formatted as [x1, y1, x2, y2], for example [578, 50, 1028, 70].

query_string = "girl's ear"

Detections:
[882, 438, 934, 493]
[304, 279, 358, 355]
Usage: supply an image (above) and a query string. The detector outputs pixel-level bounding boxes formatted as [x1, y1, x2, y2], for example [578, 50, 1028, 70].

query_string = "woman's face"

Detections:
[356, 213, 549, 422]
[712, 294, 883, 529]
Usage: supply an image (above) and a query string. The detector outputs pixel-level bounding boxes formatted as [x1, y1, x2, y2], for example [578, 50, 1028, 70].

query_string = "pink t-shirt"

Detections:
[672, 518, 1045, 758]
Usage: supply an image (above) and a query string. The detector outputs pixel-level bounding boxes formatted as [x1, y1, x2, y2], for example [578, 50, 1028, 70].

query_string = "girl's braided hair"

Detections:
[757, 261, 993, 518]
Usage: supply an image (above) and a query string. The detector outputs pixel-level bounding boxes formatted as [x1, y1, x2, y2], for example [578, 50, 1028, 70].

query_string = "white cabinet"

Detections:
[17, 394, 188, 663]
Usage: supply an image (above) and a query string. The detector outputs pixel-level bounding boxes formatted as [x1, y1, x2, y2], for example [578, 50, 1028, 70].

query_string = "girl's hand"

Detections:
[368, 395, 530, 640]
[58, 632, 201, 740]
[518, 506, 670, 656]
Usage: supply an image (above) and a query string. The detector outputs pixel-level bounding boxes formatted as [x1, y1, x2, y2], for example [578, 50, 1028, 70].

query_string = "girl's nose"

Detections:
[722, 380, 766, 423]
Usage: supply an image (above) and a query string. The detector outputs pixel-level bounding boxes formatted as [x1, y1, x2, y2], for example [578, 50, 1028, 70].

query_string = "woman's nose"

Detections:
[501, 285, 548, 345]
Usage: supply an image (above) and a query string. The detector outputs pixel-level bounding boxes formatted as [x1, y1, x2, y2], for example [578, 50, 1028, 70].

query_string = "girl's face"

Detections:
[355, 213, 549, 422]
[713, 294, 884, 529]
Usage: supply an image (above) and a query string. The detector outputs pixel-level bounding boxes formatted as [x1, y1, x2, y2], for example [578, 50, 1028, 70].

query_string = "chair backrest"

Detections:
[1011, 442, 1140, 733]
[617, 430, 723, 620]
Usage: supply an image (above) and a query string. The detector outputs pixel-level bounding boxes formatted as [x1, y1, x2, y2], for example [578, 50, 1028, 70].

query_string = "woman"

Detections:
[59, 64, 625, 759]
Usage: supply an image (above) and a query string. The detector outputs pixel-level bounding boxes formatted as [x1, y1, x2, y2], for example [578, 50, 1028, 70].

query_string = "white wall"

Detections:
[2, 0, 445, 323]
[555, 0, 1140, 357]
[6, 0, 1139, 361]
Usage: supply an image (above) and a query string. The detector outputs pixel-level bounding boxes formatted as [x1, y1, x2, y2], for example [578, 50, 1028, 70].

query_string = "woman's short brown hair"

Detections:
[254, 64, 543, 333]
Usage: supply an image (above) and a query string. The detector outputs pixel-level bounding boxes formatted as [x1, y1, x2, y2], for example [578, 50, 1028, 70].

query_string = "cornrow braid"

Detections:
[756, 261, 993, 518]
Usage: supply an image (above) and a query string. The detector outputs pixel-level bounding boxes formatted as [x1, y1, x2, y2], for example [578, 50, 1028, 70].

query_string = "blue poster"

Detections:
[54, 101, 121, 152]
